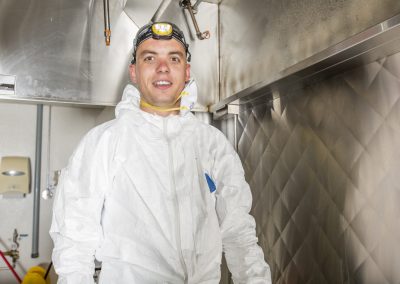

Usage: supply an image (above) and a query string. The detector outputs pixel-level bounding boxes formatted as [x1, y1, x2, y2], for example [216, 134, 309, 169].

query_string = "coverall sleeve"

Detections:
[49, 130, 111, 284]
[213, 131, 272, 284]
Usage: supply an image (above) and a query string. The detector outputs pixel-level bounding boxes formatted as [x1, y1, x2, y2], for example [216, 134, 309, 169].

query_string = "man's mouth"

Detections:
[153, 80, 172, 89]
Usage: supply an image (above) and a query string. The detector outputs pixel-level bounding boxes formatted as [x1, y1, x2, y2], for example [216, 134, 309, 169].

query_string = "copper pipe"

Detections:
[103, 0, 111, 46]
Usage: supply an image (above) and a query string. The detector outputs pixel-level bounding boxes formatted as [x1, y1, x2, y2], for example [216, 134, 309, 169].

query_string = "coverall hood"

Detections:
[115, 78, 198, 118]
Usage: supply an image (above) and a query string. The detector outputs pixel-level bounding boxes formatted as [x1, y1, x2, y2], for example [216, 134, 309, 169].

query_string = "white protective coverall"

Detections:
[50, 80, 271, 284]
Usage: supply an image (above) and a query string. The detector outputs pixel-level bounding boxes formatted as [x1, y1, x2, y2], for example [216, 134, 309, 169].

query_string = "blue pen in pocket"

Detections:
[205, 173, 216, 193]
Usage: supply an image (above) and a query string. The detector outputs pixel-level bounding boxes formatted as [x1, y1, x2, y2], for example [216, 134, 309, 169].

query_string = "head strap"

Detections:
[131, 22, 191, 64]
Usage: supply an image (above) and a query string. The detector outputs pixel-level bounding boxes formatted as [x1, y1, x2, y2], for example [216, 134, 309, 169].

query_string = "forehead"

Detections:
[136, 38, 186, 55]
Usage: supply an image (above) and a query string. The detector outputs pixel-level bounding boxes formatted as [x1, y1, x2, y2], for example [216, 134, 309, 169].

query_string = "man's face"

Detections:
[129, 38, 190, 111]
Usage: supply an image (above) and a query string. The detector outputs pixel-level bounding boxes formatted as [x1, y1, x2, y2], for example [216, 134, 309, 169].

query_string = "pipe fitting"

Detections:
[3, 249, 19, 268]
[179, 0, 210, 40]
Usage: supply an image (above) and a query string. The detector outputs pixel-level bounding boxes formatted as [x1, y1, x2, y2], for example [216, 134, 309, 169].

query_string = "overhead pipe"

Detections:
[103, 0, 111, 46]
[179, 0, 210, 40]
[31, 104, 43, 258]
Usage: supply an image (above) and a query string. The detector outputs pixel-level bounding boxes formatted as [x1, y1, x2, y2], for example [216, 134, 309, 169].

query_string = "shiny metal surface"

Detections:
[219, 0, 400, 102]
[0, 0, 138, 106]
[154, 0, 219, 109]
[0, 0, 217, 109]
[123, 0, 163, 27]
[233, 52, 400, 283]
[180, 0, 210, 40]
[211, 13, 400, 113]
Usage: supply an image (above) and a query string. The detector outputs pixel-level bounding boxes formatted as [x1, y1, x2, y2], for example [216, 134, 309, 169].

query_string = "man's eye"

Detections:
[171, 57, 180, 63]
[144, 56, 154, 62]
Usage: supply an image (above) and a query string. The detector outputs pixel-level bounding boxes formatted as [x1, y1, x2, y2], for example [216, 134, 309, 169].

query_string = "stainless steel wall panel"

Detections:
[123, 0, 163, 27]
[0, 0, 218, 109]
[234, 52, 400, 284]
[219, 0, 400, 101]
[0, 0, 137, 105]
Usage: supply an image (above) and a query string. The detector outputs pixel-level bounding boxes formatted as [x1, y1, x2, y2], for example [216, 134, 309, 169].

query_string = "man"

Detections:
[50, 22, 271, 283]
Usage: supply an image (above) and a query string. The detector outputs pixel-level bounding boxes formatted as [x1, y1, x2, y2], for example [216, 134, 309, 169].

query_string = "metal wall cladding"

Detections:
[235, 52, 400, 284]
[124, 0, 163, 27]
[0, 0, 218, 108]
[0, 0, 137, 104]
[219, 0, 400, 101]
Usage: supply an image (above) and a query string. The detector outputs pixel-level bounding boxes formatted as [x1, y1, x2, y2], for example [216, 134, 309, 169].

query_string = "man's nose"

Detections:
[156, 60, 170, 73]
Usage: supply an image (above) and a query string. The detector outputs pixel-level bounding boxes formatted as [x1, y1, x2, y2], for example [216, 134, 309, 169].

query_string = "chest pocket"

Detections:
[194, 144, 217, 212]
[193, 143, 222, 254]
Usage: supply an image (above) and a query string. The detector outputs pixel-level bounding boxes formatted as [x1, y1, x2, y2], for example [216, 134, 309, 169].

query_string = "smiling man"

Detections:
[131, 38, 190, 113]
[130, 22, 192, 116]
[50, 22, 271, 283]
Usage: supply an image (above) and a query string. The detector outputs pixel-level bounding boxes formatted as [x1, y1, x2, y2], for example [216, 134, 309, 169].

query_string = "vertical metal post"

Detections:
[32, 104, 43, 258]
[234, 114, 238, 152]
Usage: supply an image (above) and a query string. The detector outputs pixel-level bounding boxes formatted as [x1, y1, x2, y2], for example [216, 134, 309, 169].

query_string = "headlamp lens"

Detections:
[151, 23, 173, 37]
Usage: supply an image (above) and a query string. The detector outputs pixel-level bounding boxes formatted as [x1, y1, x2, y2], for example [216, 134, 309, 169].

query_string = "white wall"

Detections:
[0, 102, 115, 284]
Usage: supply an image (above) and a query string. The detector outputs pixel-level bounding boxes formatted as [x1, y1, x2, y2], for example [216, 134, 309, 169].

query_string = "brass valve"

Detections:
[3, 249, 19, 268]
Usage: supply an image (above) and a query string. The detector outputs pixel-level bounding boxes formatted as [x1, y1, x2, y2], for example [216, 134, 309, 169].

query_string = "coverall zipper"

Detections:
[164, 118, 189, 283]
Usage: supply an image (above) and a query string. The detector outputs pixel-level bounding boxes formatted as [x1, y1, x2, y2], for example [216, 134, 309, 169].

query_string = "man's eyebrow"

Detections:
[169, 51, 185, 57]
[138, 50, 157, 57]
[138, 49, 185, 58]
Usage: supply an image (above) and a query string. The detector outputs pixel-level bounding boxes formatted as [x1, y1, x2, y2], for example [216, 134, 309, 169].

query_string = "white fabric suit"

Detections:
[50, 81, 271, 284]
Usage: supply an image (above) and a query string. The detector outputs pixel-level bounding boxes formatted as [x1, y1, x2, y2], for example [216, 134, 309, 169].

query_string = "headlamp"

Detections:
[131, 22, 191, 64]
[152, 23, 173, 37]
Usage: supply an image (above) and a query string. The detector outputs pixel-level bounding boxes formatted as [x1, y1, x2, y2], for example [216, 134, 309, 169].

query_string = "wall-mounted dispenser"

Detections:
[0, 156, 31, 195]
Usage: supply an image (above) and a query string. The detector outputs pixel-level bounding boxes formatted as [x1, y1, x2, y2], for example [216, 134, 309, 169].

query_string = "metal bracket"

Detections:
[0, 74, 16, 95]
[212, 103, 239, 121]
[179, 0, 210, 40]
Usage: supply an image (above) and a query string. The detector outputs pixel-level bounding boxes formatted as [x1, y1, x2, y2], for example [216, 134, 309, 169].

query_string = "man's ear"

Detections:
[185, 63, 191, 82]
[129, 64, 137, 84]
